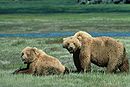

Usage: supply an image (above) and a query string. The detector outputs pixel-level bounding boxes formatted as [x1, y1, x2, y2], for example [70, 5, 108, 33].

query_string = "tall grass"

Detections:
[0, 13, 130, 33]
[0, 1, 130, 87]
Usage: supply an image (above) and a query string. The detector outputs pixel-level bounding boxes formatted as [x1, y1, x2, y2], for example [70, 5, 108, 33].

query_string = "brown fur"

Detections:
[13, 63, 32, 74]
[63, 31, 92, 72]
[73, 31, 92, 41]
[13, 47, 69, 75]
[63, 36, 129, 73]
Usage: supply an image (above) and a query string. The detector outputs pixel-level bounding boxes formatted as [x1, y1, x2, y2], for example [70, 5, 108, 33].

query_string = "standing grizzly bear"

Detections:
[13, 47, 69, 75]
[63, 36, 129, 73]
[63, 31, 92, 72]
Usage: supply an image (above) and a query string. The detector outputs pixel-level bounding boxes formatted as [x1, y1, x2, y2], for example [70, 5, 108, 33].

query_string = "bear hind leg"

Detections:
[119, 58, 129, 73]
[106, 60, 118, 73]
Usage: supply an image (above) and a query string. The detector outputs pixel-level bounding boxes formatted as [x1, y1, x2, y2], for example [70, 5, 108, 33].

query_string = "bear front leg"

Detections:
[13, 64, 32, 74]
[13, 68, 32, 74]
[73, 49, 82, 72]
[80, 57, 91, 73]
[79, 51, 91, 73]
[119, 58, 129, 73]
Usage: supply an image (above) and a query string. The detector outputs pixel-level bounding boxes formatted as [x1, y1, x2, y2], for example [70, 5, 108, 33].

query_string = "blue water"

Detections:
[0, 32, 130, 38]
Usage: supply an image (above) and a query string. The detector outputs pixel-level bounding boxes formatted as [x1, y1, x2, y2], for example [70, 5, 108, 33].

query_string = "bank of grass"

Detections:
[0, 0, 130, 13]
[0, 0, 130, 34]
[0, 13, 130, 34]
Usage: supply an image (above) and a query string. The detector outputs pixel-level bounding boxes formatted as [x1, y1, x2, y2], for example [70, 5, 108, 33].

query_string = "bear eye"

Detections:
[67, 43, 69, 46]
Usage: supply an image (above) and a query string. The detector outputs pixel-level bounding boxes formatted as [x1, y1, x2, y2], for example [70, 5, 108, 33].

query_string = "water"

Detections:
[0, 32, 130, 38]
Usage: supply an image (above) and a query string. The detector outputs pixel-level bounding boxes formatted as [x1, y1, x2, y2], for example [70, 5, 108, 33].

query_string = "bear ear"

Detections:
[33, 47, 37, 50]
[31, 47, 38, 55]
[77, 36, 82, 41]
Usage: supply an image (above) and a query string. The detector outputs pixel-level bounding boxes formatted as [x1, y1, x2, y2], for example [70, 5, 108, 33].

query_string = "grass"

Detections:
[0, 70, 130, 87]
[0, 37, 130, 87]
[0, 1, 130, 13]
[0, 0, 130, 87]
[0, 0, 130, 33]
[0, 13, 130, 34]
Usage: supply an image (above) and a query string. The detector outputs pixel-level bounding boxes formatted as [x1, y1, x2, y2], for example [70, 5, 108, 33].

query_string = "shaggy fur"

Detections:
[13, 47, 69, 75]
[73, 31, 92, 41]
[63, 31, 92, 72]
[63, 36, 129, 73]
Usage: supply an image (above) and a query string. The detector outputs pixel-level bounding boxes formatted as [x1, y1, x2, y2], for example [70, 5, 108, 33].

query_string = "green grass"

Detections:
[0, 13, 130, 87]
[0, 0, 130, 13]
[0, 37, 130, 87]
[0, 0, 130, 33]
[0, 13, 130, 33]
[0, 70, 130, 87]
[0, 1, 130, 87]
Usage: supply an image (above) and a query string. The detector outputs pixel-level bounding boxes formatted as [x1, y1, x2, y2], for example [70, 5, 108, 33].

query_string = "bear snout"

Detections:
[21, 56, 28, 64]
[67, 47, 74, 53]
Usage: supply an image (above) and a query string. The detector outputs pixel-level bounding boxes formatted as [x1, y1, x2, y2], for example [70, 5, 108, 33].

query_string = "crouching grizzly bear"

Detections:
[63, 36, 129, 73]
[13, 47, 69, 76]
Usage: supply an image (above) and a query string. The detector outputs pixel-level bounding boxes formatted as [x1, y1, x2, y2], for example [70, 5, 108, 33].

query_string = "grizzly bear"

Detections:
[63, 36, 129, 73]
[13, 47, 69, 75]
[63, 31, 92, 72]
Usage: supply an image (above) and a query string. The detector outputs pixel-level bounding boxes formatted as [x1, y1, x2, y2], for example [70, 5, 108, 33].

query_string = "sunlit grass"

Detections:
[0, 13, 130, 33]
[0, 69, 130, 87]
[0, 1, 130, 86]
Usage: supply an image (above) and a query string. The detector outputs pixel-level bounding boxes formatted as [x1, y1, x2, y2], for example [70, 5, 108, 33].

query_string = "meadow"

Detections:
[0, 0, 130, 87]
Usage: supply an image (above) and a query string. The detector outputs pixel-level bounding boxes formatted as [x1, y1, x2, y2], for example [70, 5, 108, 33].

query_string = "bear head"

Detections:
[62, 36, 81, 54]
[21, 47, 39, 64]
